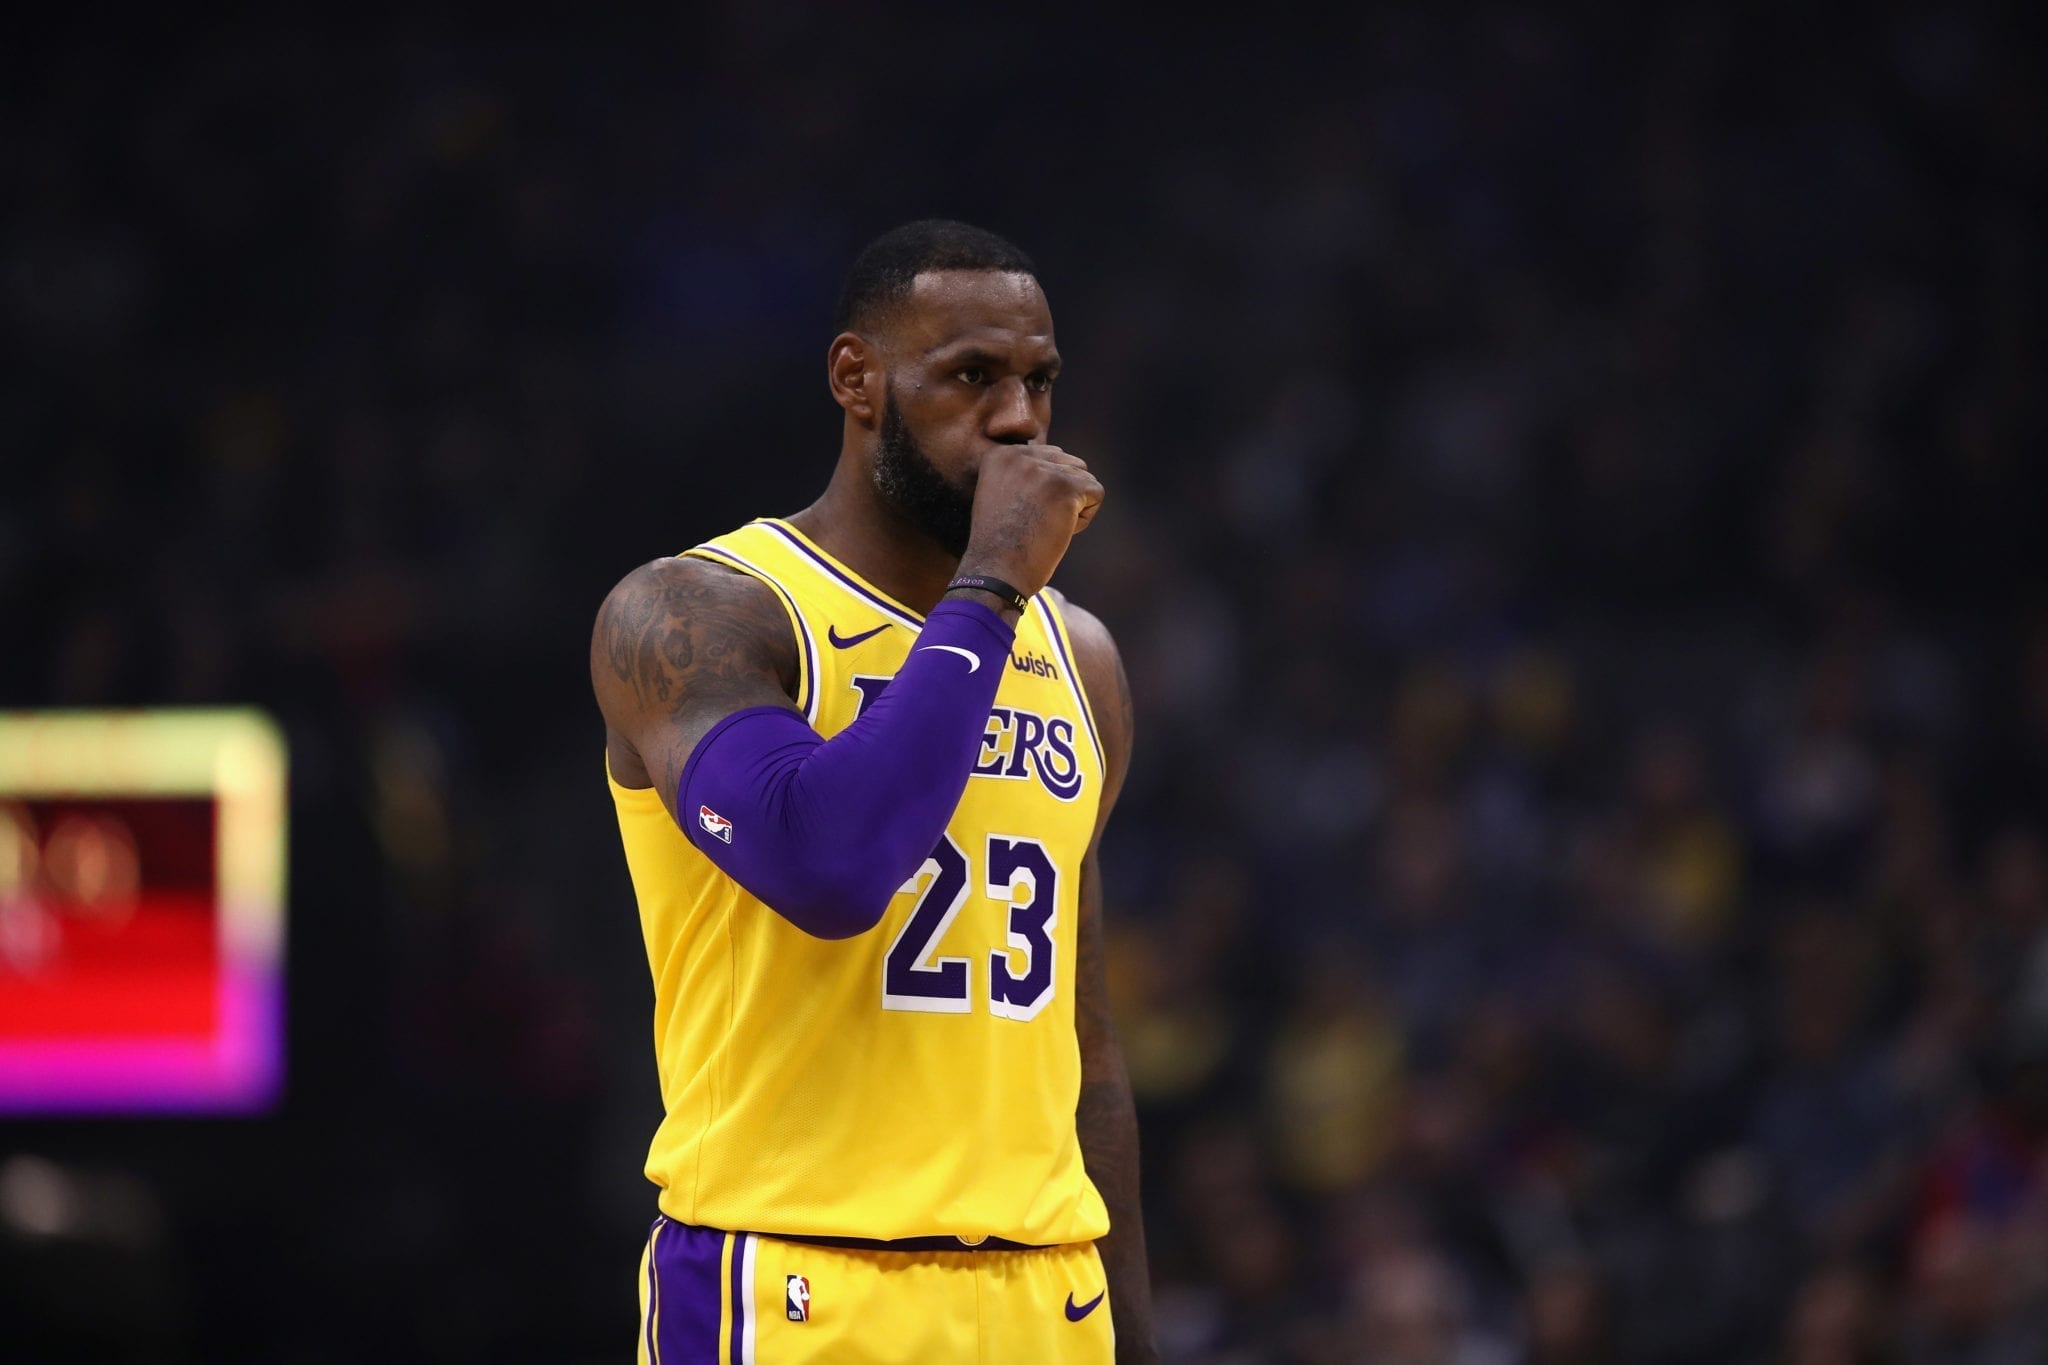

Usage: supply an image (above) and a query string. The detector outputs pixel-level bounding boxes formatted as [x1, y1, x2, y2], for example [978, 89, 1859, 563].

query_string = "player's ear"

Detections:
[828, 333, 879, 426]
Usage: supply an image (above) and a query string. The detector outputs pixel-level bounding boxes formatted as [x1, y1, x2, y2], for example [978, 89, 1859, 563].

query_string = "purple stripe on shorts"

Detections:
[728, 1233, 749, 1365]
[647, 1218, 727, 1363]
[645, 1220, 661, 1363]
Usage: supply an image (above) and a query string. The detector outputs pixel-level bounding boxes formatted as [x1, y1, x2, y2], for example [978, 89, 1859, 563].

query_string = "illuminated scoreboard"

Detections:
[0, 710, 287, 1114]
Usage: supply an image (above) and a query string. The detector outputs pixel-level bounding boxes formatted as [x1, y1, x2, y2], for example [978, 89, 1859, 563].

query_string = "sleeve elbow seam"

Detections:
[770, 883, 893, 940]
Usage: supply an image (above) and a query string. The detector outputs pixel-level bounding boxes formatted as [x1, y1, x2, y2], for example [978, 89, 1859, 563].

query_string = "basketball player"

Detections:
[592, 220, 1156, 1363]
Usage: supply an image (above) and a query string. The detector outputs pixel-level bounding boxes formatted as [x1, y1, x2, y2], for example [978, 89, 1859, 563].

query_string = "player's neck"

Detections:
[787, 467, 961, 616]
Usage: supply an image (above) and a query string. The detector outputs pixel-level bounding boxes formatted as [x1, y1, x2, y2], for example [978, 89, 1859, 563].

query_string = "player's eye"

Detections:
[956, 367, 987, 386]
[1026, 373, 1055, 394]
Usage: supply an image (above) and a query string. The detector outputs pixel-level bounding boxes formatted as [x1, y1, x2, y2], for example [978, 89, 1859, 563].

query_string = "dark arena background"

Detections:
[5, 7, 2047, 1362]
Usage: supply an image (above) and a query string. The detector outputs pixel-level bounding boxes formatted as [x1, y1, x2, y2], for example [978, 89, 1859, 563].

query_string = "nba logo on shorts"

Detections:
[785, 1274, 810, 1322]
[698, 805, 733, 843]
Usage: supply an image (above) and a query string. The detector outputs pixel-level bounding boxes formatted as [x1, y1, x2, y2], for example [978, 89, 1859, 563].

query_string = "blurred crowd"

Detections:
[4, 5, 2046, 1362]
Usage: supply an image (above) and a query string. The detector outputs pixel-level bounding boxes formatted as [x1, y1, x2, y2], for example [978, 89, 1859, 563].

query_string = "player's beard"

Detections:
[873, 389, 976, 561]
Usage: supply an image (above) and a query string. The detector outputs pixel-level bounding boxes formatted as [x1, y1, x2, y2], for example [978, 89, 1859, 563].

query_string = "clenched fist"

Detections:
[955, 444, 1104, 599]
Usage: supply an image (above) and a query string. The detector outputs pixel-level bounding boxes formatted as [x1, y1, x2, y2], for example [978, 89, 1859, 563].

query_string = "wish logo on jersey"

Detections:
[1011, 649, 1059, 679]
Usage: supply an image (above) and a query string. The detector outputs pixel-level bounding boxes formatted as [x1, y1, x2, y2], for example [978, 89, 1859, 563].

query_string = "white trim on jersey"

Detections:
[739, 1232, 759, 1364]
[689, 544, 823, 726]
[1033, 595, 1107, 774]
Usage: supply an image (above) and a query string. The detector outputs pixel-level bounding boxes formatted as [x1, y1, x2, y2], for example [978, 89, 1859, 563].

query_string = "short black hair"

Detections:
[833, 219, 1037, 333]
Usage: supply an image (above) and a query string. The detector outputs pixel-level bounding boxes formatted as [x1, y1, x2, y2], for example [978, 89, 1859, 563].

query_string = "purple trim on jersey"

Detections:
[1035, 597, 1106, 774]
[688, 545, 819, 723]
[728, 1233, 749, 1365]
[760, 521, 925, 626]
[645, 1217, 724, 1363]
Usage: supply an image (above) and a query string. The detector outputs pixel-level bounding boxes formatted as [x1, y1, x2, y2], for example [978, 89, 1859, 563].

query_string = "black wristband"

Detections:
[946, 574, 1031, 612]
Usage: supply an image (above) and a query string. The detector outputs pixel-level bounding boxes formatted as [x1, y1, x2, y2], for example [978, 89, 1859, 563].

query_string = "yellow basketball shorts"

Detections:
[635, 1216, 1114, 1363]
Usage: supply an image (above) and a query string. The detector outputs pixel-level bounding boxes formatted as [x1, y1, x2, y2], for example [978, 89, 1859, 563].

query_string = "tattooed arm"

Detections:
[1056, 593, 1158, 1363]
[590, 556, 799, 810]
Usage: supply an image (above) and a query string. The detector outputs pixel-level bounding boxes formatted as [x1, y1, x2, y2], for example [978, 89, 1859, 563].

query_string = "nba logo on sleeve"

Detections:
[785, 1274, 810, 1322]
[698, 805, 733, 843]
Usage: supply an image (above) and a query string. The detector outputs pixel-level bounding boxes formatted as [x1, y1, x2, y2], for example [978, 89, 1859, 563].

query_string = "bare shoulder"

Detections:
[1045, 587, 1134, 807]
[590, 555, 799, 798]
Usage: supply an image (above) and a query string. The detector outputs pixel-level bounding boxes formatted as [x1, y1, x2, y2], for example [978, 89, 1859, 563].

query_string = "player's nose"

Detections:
[985, 378, 1043, 444]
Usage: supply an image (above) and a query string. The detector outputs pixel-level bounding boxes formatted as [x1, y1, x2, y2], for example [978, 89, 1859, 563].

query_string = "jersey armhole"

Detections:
[679, 546, 819, 724]
[1034, 592, 1107, 776]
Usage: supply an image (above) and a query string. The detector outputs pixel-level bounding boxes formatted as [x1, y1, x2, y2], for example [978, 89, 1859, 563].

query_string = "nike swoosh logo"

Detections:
[917, 644, 980, 672]
[1064, 1290, 1105, 1322]
[827, 623, 889, 649]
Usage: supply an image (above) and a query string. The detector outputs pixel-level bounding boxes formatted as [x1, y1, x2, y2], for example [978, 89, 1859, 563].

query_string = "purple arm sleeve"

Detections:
[676, 598, 1015, 938]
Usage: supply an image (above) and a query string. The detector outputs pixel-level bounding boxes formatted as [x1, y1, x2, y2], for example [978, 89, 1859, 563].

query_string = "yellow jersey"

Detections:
[608, 518, 1111, 1246]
